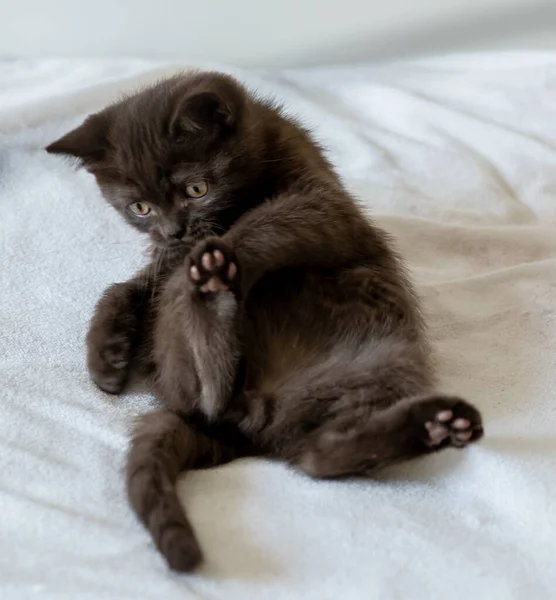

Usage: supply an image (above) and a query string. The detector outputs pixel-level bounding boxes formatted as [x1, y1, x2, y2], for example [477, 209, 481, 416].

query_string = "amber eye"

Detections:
[185, 181, 208, 198]
[128, 202, 151, 216]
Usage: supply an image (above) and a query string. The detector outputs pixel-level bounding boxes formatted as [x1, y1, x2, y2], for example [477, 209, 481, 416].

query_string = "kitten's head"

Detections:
[47, 72, 266, 247]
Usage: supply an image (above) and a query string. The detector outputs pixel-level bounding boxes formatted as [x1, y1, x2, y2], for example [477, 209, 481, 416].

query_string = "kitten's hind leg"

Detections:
[155, 239, 242, 418]
[296, 395, 483, 479]
[229, 339, 482, 479]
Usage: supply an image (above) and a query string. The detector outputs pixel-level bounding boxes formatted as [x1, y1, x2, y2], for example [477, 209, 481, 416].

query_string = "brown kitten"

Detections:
[47, 71, 483, 573]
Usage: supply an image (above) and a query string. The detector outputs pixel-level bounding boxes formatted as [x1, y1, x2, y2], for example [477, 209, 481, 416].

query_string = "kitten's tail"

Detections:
[126, 410, 242, 572]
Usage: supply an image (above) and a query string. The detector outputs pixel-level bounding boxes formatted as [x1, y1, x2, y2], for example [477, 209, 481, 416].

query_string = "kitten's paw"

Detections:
[188, 238, 239, 294]
[411, 395, 483, 449]
[87, 330, 133, 394]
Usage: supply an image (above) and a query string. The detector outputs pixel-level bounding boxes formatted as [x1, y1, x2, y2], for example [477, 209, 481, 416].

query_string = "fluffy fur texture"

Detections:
[47, 71, 483, 572]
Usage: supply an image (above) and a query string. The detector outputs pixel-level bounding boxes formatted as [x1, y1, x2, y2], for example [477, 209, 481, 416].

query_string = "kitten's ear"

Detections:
[170, 90, 242, 138]
[46, 114, 110, 163]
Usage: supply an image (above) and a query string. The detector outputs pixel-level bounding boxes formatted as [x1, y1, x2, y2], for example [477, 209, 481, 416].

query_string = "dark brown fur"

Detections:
[47, 72, 483, 573]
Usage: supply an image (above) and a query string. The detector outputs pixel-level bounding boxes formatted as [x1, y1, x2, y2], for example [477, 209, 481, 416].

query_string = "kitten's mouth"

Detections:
[161, 236, 194, 249]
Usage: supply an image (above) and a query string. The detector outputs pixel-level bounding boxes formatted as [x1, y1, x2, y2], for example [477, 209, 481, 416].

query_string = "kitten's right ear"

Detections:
[46, 114, 110, 163]
[169, 77, 246, 140]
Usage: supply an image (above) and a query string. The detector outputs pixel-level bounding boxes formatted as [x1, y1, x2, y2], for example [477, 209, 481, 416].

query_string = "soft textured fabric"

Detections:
[1, 53, 556, 600]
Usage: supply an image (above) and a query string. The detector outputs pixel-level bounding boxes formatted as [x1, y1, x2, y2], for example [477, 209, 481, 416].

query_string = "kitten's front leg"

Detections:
[218, 191, 372, 295]
[87, 280, 147, 394]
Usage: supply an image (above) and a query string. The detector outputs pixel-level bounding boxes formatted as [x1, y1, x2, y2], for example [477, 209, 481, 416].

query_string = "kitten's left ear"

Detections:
[46, 113, 110, 163]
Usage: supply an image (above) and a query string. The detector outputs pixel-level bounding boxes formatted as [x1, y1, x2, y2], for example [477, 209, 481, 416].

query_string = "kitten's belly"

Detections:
[242, 267, 363, 390]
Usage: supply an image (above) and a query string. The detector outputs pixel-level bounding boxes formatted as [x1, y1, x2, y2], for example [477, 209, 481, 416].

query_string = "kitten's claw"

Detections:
[188, 238, 239, 295]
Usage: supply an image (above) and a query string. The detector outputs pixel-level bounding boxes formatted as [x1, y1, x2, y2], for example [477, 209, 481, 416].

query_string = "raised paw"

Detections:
[411, 395, 483, 450]
[188, 238, 239, 295]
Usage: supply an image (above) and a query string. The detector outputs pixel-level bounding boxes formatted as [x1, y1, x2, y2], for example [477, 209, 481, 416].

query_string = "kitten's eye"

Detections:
[128, 202, 151, 216]
[185, 181, 208, 198]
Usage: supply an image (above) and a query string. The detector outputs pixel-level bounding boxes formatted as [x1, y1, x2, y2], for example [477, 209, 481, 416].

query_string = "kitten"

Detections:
[47, 71, 483, 573]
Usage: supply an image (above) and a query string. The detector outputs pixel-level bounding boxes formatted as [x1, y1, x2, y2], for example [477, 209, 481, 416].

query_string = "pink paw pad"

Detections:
[424, 407, 481, 448]
[189, 247, 238, 294]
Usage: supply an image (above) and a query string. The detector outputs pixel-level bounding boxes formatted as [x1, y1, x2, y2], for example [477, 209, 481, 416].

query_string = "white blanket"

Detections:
[1, 53, 556, 600]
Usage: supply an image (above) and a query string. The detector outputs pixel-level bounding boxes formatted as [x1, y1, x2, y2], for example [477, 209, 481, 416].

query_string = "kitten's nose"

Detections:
[169, 228, 186, 241]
